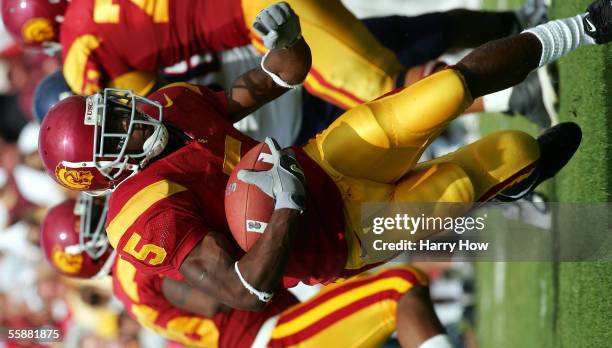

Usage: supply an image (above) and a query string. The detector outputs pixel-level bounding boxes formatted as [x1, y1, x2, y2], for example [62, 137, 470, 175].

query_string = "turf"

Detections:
[476, 1, 612, 347]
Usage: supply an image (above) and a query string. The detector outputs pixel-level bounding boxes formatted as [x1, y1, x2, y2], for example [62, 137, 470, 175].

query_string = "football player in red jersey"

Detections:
[38, 0, 607, 334]
[42, 196, 454, 348]
[2, 0, 552, 116]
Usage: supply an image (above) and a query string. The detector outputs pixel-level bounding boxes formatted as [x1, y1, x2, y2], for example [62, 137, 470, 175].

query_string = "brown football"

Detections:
[224, 142, 274, 251]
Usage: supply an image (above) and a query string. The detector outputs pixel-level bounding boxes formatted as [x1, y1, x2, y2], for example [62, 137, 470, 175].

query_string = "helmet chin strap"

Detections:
[92, 250, 117, 279]
[41, 41, 62, 57]
[140, 124, 169, 168]
[65, 239, 108, 255]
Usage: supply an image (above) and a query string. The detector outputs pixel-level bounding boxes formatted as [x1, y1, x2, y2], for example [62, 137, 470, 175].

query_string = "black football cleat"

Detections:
[495, 122, 582, 202]
[584, 0, 612, 44]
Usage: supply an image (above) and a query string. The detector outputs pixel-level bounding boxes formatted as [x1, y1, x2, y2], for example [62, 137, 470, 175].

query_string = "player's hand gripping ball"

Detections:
[252, 1, 301, 49]
[225, 138, 305, 251]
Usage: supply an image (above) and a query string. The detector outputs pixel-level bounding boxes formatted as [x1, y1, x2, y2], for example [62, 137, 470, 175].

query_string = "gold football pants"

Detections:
[302, 69, 540, 268]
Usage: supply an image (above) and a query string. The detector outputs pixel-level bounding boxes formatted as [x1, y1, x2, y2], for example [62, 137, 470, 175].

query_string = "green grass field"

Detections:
[476, 1, 612, 347]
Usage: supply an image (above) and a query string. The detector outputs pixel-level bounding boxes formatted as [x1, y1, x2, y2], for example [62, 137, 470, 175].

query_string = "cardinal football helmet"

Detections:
[38, 88, 167, 192]
[1, 0, 68, 49]
[41, 194, 114, 278]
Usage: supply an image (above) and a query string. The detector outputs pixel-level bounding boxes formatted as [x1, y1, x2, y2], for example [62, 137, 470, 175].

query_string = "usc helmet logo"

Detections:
[55, 165, 95, 190]
[21, 18, 55, 43]
[52, 246, 83, 274]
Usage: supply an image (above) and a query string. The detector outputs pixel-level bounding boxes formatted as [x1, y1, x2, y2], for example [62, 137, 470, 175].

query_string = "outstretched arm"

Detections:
[226, 2, 312, 122]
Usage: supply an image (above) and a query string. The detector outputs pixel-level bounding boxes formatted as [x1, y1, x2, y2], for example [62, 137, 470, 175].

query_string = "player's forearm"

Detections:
[226, 67, 288, 122]
[263, 37, 312, 86]
[161, 278, 230, 317]
[226, 38, 311, 122]
[237, 208, 300, 293]
[194, 209, 300, 312]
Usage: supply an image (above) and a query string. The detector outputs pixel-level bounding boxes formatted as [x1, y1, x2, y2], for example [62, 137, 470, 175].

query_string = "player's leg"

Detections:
[302, 69, 472, 184]
[294, 7, 554, 145]
[361, 11, 514, 83]
[346, 123, 580, 266]
[264, 266, 450, 348]
[429, 2, 610, 128]
[396, 285, 449, 348]
[242, 0, 404, 109]
[397, 125, 579, 207]
[462, 67, 557, 129]
[362, 2, 545, 70]
[400, 0, 612, 128]
[452, 0, 612, 102]
[347, 130, 539, 265]
[341, 160, 477, 266]
[405, 130, 540, 203]
[300, 3, 593, 184]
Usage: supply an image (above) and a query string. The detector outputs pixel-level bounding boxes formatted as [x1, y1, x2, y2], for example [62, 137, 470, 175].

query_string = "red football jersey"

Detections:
[112, 255, 298, 348]
[60, 0, 250, 95]
[106, 83, 347, 288]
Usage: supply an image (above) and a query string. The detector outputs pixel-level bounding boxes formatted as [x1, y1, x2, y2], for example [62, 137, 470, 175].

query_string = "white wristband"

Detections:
[234, 261, 274, 303]
[260, 51, 302, 89]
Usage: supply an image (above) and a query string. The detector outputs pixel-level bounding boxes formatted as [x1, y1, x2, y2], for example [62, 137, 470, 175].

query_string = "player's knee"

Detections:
[434, 162, 469, 182]
[396, 162, 475, 202]
[496, 130, 540, 167]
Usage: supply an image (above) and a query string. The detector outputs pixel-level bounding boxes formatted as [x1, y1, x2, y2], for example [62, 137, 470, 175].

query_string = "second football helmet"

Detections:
[1, 0, 69, 49]
[40, 194, 114, 278]
[38, 89, 167, 192]
[33, 69, 72, 124]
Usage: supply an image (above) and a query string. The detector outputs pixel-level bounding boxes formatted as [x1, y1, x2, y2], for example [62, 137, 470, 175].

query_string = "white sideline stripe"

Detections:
[537, 67, 559, 126]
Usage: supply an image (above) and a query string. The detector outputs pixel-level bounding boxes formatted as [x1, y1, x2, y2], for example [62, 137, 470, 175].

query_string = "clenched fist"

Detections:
[252, 2, 301, 49]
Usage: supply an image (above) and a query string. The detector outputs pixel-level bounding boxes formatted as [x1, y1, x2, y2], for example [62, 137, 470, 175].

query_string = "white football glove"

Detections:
[237, 138, 306, 212]
[252, 2, 301, 49]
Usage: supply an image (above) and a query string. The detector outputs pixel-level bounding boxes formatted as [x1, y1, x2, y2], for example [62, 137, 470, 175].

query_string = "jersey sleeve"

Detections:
[180, 83, 229, 112]
[62, 34, 158, 96]
[62, 34, 105, 95]
[155, 82, 231, 120]
[113, 191, 207, 280]
[108, 70, 158, 96]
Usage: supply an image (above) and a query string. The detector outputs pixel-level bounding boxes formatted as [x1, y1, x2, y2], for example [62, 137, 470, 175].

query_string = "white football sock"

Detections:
[419, 334, 453, 348]
[524, 14, 596, 68]
[482, 87, 514, 113]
